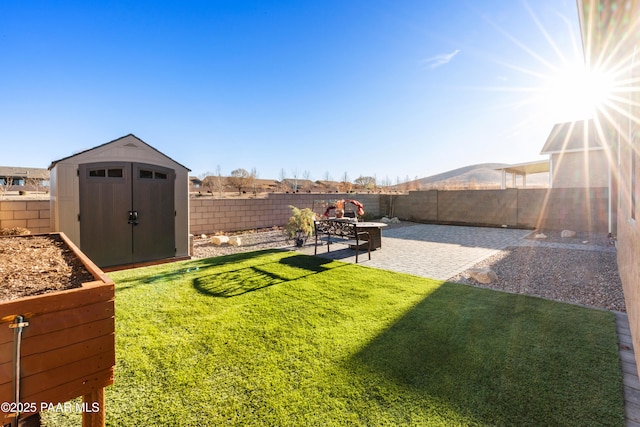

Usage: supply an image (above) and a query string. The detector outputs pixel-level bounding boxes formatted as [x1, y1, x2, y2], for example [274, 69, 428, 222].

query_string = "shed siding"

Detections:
[49, 135, 190, 260]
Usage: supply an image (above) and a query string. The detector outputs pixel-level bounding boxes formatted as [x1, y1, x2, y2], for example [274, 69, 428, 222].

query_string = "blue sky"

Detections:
[1, 0, 589, 182]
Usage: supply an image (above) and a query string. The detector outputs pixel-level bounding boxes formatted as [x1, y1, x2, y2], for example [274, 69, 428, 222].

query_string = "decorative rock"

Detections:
[200, 234, 207, 239]
[561, 229, 577, 238]
[228, 236, 242, 246]
[379, 216, 401, 224]
[210, 235, 229, 245]
[534, 233, 547, 239]
[468, 268, 498, 284]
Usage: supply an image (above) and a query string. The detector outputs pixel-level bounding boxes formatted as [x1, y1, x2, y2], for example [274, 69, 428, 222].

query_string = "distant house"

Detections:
[189, 176, 203, 189]
[540, 119, 617, 235]
[194, 175, 279, 195]
[280, 178, 316, 193]
[540, 119, 614, 189]
[314, 180, 341, 193]
[0, 166, 49, 189]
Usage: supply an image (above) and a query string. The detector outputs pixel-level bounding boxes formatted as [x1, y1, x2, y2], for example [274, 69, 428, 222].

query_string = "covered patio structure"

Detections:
[495, 160, 550, 189]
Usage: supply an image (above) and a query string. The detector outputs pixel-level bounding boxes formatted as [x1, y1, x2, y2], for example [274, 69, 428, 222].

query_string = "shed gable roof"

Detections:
[48, 134, 190, 171]
[540, 119, 606, 154]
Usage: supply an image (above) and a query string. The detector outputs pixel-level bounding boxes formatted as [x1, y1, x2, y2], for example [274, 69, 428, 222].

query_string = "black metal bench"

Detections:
[314, 219, 371, 263]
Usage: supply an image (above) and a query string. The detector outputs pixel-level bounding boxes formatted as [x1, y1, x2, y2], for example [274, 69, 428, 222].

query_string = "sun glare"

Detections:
[540, 62, 616, 122]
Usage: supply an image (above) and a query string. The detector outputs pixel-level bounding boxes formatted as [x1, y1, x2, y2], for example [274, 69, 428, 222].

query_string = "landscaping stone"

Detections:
[380, 216, 401, 224]
[468, 268, 498, 284]
[534, 233, 547, 239]
[561, 229, 577, 238]
[210, 235, 229, 245]
[228, 236, 242, 246]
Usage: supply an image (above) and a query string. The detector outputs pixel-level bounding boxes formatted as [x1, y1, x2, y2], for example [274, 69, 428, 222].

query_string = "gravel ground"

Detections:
[192, 228, 294, 258]
[193, 225, 626, 313]
[448, 245, 625, 312]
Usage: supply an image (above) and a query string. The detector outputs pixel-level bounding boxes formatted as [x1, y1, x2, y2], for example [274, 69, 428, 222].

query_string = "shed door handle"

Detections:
[128, 210, 139, 225]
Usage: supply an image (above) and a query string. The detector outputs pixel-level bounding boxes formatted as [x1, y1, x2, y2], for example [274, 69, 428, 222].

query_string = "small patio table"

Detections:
[352, 222, 387, 250]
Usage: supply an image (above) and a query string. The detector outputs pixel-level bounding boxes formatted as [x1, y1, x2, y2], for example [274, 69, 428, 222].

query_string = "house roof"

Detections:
[314, 180, 340, 187]
[254, 178, 279, 188]
[540, 119, 606, 154]
[0, 166, 50, 180]
[496, 160, 549, 176]
[48, 134, 191, 171]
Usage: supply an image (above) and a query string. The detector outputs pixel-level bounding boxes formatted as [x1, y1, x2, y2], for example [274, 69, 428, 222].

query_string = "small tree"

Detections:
[228, 168, 255, 195]
[339, 172, 352, 193]
[301, 170, 314, 192]
[250, 167, 260, 194]
[290, 168, 299, 192]
[213, 165, 226, 196]
[0, 177, 13, 199]
[278, 169, 289, 192]
[284, 206, 316, 247]
[354, 176, 376, 191]
[202, 169, 227, 198]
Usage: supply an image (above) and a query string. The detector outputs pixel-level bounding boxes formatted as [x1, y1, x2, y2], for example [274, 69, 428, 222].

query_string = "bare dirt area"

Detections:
[0, 235, 94, 301]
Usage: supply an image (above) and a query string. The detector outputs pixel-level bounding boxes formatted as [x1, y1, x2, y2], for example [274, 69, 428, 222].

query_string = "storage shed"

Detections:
[49, 134, 191, 267]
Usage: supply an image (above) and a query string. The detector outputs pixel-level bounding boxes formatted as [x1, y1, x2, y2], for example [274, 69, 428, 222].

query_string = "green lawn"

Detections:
[43, 249, 624, 426]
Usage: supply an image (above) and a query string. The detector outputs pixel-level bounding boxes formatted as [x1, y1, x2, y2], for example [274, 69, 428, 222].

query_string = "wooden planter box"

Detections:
[0, 233, 115, 426]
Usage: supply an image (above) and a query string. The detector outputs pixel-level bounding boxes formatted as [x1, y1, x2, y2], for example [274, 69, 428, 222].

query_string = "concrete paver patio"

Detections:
[299, 223, 531, 280]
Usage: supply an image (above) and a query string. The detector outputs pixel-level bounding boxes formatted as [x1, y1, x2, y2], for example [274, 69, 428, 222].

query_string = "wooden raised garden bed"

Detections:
[0, 232, 115, 427]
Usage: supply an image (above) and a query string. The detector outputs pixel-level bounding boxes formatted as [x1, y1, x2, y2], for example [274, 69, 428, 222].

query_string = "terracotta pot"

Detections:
[0, 232, 115, 426]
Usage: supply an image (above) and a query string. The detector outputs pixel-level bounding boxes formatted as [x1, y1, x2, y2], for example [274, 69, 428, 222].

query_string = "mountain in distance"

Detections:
[399, 162, 549, 190]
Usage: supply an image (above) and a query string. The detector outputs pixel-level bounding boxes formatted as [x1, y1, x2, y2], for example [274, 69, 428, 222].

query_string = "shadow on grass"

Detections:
[193, 250, 339, 298]
[348, 282, 623, 426]
[114, 249, 289, 292]
[114, 249, 341, 296]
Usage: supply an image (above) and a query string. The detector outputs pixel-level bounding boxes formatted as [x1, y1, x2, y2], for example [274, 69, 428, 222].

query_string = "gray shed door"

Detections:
[79, 162, 175, 267]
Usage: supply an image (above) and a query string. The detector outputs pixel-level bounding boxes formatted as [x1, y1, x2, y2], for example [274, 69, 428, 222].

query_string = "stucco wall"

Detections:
[617, 133, 640, 374]
[550, 150, 610, 188]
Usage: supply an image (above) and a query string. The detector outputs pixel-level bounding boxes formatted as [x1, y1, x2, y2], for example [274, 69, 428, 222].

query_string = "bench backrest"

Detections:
[314, 219, 357, 238]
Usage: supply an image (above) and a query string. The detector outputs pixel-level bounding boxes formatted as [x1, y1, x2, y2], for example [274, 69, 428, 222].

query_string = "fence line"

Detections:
[0, 187, 612, 236]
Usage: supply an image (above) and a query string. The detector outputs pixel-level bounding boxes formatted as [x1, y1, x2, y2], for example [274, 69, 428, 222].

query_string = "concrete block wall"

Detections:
[190, 193, 382, 235]
[438, 189, 518, 226]
[388, 191, 437, 221]
[0, 200, 51, 234]
[525, 187, 611, 232]
[386, 187, 611, 233]
[2, 189, 610, 236]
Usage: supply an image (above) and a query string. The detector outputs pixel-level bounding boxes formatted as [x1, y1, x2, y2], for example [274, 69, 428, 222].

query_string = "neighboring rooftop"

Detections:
[0, 166, 49, 181]
[540, 119, 608, 154]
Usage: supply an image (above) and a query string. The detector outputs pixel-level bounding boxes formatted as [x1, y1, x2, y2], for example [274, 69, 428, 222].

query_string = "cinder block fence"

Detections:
[0, 200, 51, 234]
[0, 188, 612, 237]
[385, 187, 612, 233]
[190, 193, 382, 235]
